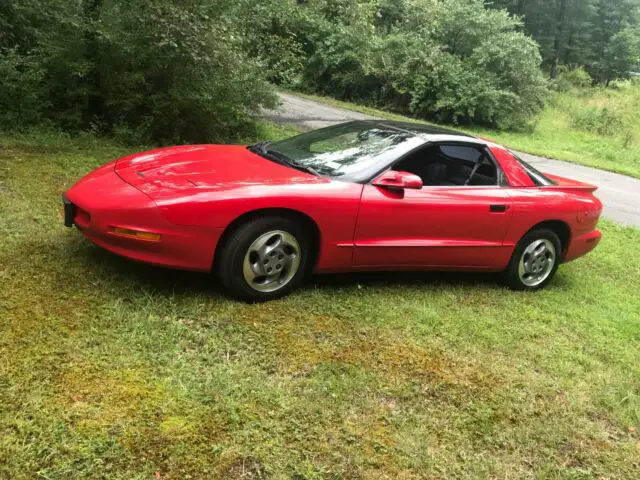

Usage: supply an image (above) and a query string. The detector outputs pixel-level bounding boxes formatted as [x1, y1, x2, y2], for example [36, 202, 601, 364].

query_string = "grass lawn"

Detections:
[288, 90, 640, 179]
[1, 127, 639, 479]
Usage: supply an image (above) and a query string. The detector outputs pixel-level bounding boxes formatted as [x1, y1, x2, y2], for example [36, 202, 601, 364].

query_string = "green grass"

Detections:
[289, 88, 640, 179]
[255, 120, 302, 143]
[1, 129, 640, 479]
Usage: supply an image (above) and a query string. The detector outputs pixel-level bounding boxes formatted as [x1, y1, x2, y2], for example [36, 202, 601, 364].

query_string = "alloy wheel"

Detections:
[242, 230, 301, 293]
[518, 239, 556, 287]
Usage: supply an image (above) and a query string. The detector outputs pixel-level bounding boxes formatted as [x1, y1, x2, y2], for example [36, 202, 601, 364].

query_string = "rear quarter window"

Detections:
[512, 153, 556, 186]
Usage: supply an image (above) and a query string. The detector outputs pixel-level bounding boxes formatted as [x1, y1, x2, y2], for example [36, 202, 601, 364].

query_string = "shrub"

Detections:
[570, 105, 625, 136]
[2, 0, 552, 137]
[552, 66, 593, 92]
[373, 1, 548, 129]
[0, 0, 276, 144]
[236, 0, 548, 130]
[95, 1, 277, 144]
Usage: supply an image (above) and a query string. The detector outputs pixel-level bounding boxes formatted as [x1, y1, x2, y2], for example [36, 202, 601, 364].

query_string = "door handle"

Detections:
[490, 204, 509, 213]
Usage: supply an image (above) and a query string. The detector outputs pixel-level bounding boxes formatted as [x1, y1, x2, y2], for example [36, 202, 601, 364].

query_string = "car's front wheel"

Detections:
[216, 217, 311, 302]
[504, 228, 561, 291]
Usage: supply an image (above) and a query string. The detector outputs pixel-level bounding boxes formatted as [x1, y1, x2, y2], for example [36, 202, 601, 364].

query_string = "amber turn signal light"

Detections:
[110, 227, 161, 242]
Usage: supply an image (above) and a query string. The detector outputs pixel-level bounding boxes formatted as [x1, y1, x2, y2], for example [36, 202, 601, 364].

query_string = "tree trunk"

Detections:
[564, 28, 574, 65]
[83, 0, 103, 125]
[550, 0, 569, 79]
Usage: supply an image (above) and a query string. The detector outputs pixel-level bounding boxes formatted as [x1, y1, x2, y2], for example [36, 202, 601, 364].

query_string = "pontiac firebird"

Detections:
[63, 120, 602, 301]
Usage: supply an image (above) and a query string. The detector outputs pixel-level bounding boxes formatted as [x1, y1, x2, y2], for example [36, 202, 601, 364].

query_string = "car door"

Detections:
[353, 142, 514, 270]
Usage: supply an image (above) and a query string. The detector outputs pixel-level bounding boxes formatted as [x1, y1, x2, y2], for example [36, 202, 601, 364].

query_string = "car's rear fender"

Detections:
[502, 187, 601, 260]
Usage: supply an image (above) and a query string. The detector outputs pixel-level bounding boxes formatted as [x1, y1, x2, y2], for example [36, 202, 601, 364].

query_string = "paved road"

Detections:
[264, 92, 640, 227]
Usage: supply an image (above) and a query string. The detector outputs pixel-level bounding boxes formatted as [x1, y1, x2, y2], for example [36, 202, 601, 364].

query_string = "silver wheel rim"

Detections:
[518, 239, 556, 287]
[242, 230, 301, 293]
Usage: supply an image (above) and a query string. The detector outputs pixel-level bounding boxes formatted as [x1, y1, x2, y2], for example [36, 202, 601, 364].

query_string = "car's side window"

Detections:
[392, 143, 499, 187]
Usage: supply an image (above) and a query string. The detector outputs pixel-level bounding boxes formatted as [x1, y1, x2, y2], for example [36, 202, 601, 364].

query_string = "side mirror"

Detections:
[372, 170, 423, 190]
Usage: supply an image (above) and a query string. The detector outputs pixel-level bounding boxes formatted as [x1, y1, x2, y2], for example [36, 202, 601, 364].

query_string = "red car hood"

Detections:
[115, 144, 318, 199]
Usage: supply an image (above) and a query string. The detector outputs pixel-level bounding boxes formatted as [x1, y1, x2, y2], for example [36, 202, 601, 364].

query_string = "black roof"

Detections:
[357, 119, 475, 139]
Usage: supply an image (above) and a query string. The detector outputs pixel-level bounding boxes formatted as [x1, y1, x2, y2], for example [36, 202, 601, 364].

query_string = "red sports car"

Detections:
[63, 121, 602, 301]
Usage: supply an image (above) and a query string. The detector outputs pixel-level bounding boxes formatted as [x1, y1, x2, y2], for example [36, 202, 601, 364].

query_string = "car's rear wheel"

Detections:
[216, 217, 311, 302]
[504, 228, 561, 291]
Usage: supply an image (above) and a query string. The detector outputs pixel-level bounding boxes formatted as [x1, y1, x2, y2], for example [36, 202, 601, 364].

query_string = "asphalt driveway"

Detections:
[264, 92, 640, 228]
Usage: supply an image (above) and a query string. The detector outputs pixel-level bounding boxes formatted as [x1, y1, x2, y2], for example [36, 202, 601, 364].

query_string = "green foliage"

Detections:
[598, 28, 640, 85]
[238, 0, 548, 129]
[234, 0, 307, 86]
[0, 49, 45, 127]
[401, 2, 547, 129]
[561, 84, 637, 144]
[552, 66, 594, 92]
[0, 0, 276, 144]
[492, 0, 640, 84]
[569, 106, 625, 136]
[4, 0, 639, 139]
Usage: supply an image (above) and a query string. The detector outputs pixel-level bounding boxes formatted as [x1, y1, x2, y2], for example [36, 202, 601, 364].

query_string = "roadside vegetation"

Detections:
[1, 131, 639, 479]
[2, 0, 638, 173]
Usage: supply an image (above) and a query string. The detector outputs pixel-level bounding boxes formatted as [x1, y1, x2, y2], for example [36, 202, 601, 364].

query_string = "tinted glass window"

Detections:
[512, 152, 555, 186]
[393, 144, 498, 187]
[268, 121, 426, 182]
[439, 145, 482, 163]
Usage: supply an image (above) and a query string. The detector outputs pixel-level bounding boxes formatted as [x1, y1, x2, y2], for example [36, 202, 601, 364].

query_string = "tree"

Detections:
[590, 0, 640, 83]
[491, 0, 640, 83]
[600, 28, 640, 84]
[393, 0, 547, 128]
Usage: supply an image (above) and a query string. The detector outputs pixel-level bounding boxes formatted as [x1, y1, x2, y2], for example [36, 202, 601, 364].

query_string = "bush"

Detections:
[234, 0, 307, 87]
[570, 105, 625, 136]
[236, 0, 548, 130]
[552, 66, 593, 92]
[2, 0, 552, 137]
[0, 0, 276, 144]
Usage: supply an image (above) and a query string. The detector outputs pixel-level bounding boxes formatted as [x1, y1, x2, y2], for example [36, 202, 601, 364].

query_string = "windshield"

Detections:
[266, 121, 427, 182]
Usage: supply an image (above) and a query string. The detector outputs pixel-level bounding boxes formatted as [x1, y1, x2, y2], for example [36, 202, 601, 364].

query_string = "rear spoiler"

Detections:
[543, 173, 598, 193]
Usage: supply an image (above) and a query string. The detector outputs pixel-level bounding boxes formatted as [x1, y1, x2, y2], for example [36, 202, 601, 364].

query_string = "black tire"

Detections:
[504, 228, 562, 291]
[216, 216, 311, 302]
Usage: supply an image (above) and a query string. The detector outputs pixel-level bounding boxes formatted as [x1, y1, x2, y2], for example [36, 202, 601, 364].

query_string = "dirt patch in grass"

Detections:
[56, 365, 166, 428]
[221, 456, 268, 479]
[242, 313, 500, 393]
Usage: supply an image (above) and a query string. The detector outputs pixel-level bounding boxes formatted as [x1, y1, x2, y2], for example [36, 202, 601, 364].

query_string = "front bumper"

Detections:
[63, 168, 223, 272]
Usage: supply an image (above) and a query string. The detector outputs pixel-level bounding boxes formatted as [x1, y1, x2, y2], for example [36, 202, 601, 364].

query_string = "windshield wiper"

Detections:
[267, 150, 320, 176]
[292, 163, 321, 176]
[249, 141, 320, 176]
[248, 140, 271, 155]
